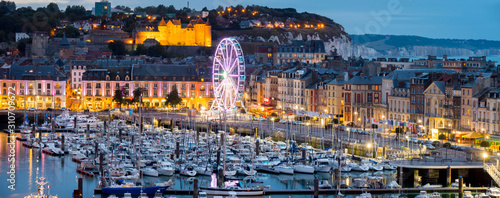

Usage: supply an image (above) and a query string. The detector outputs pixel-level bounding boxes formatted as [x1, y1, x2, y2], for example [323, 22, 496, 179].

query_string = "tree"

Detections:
[481, 141, 490, 149]
[112, 88, 127, 108]
[46, 3, 60, 14]
[65, 5, 86, 21]
[165, 88, 182, 108]
[115, 5, 132, 12]
[131, 88, 146, 106]
[134, 44, 147, 55]
[108, 40, 128, 56]
[270, 112, 278, 117]
[147, 44, 167, 57]
[438, 134, 446, 141]
[17, 38, 31, 56]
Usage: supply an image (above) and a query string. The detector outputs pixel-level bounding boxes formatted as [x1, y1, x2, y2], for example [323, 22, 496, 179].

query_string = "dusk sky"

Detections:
[12, 0, 500, 40]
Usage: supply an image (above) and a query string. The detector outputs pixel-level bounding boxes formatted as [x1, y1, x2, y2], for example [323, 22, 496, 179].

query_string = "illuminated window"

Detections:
[104, 6, 108, 9]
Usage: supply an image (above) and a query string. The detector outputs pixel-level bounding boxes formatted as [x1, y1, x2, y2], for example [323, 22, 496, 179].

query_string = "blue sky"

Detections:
[13, 0, 500, 40]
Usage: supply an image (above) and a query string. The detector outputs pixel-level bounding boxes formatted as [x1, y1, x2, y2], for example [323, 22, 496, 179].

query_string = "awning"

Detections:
[462, 132, 484, 139]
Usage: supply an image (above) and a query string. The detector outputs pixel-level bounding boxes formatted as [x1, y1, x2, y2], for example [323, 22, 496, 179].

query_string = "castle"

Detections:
[134, 18, 211, 47]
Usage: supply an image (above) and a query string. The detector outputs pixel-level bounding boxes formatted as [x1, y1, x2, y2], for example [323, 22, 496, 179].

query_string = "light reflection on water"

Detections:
[0, 132, 405, 198]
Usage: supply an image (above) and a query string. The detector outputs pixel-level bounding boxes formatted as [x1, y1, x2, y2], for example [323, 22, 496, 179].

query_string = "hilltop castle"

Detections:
[134, 18, 211, 47]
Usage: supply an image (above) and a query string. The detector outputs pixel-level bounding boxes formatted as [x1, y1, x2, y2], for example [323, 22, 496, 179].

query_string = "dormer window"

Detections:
[106, 75, 110, 81]
[116, 75, 120, 81]
[125, 76, 129, 81]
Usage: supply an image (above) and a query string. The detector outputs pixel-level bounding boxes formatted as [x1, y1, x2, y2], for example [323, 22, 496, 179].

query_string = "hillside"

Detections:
[350, 34, 500, 57]
[213, 27, 351, 58]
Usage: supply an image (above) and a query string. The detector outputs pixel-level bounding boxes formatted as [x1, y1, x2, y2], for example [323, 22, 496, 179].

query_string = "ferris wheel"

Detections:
[211, 38, 245, 111]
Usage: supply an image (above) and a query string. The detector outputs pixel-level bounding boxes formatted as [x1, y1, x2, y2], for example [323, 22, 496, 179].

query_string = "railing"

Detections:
[484, 164, 500, 187]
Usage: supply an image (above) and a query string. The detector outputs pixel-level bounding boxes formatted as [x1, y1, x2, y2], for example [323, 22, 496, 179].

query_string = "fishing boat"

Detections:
[24, 177, 58, 198]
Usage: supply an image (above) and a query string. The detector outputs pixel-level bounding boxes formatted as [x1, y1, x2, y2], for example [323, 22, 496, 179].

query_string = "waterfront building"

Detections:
[343, 75, 383, 127]
[3, 65, 67, 109]
[81, 64, 213, 110]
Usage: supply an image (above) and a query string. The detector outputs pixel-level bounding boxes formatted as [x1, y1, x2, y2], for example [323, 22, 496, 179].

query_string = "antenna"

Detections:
[187, 1, 189, 9]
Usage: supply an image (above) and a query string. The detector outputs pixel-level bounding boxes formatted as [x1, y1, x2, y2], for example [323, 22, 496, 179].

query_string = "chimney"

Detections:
[443, 55, 447, 61]
[360, 73, 364, 77]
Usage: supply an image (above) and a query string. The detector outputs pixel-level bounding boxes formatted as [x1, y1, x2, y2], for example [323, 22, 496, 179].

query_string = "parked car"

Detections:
[28, 108, 37, 111]
[46, 108, 53, 111]
[411, 138, 419, 144]
[279, 120, 287, 124]
[424, 140, 433, 144]
[425, 144, 435, 150]
[417, 132, 426, 136]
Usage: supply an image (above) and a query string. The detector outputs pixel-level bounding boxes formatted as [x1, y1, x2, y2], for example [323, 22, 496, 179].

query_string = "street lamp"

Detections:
[483, 152, 488, 165]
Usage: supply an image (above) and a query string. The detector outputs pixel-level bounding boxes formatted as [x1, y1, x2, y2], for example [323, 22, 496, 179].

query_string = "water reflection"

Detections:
[0, 133, 400, 198]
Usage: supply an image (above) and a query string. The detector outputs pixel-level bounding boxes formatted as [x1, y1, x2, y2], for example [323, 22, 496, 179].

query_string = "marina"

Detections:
[1, 107, 499, 198]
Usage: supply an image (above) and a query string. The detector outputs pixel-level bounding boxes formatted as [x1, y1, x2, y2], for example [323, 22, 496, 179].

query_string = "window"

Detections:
[38, 83, 42, 89]
[374, 93, 379, 103]
[47, 84, 51, 89]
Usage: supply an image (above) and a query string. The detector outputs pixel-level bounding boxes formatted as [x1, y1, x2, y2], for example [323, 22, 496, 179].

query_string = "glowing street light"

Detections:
[483, 152, 488, 165]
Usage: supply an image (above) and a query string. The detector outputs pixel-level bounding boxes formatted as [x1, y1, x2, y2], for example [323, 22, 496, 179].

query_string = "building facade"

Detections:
[134, 18, 211, 47]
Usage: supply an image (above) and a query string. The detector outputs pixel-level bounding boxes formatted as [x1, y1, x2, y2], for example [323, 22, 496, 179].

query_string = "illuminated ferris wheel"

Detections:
[211, 38, 245, 111]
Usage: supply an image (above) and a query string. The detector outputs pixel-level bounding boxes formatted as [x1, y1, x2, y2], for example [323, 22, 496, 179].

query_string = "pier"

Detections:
[94, 187, 488, 195]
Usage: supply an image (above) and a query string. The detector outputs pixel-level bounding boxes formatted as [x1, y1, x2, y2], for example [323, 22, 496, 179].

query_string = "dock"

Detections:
[94, 187, 488, 195]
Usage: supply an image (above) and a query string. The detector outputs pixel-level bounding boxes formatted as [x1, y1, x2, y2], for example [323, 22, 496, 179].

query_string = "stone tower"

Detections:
[31, 31, 49, 57]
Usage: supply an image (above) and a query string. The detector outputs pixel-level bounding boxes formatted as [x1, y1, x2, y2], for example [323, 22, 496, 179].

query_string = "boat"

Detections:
[157, 161, 175, 176]
[200, 186, 264, 196]
[422, 183, 443, 188]
[415, 191, 428, 198]
[142, 167, 159, 177]
[236, 164, 256, 176]
[356, 192, 372, 198]
[487, 188, 500, 198]
[383, 164, 396, 170]
[195, 165, 213, 176]
[429, 192, 441, 198]
[349, 163, 369, 172]
[24, 177, 58, 198]
[314, 159, 333, 173]
[274, 163, 294, 174]
[387, 181, 401, 188]
[101, 179, 173, 195]
[293, 164, 315, 174]
[179, 166, 197, 177]
[463, 191, 473, 198]
[308, 180, 332, 189]
[199, 192, 208, 198]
